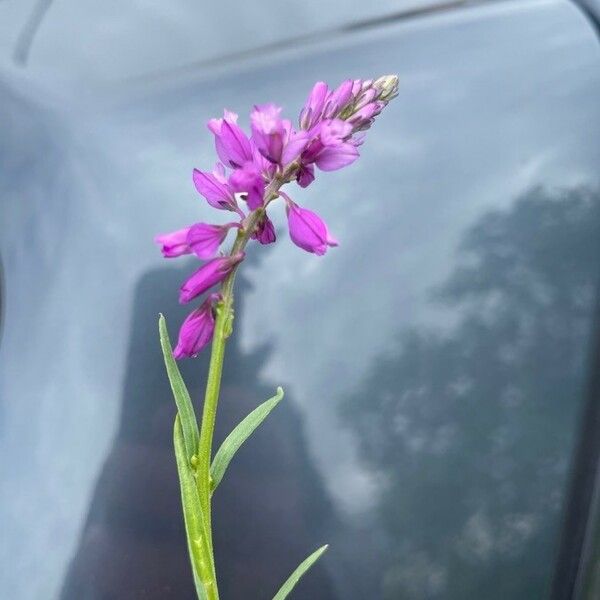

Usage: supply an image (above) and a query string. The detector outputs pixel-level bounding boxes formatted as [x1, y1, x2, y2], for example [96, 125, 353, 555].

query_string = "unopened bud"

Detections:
[373, 74, 399, 102]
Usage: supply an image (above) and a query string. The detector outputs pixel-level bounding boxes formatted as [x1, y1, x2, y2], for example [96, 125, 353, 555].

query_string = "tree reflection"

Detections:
[341, 187, 600, 599]
[61, 265, 337, 599]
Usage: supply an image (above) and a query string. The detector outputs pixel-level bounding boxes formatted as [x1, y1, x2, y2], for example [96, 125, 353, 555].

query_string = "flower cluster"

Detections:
[156, 75, 398, 358]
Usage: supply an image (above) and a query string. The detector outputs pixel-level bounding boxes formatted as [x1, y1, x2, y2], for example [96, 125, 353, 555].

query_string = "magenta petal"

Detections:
[187, 222, 237, 259]
[299, 81, 329, 129]
[220, 120, 253, 168]
[173, 293, 221, 359]
[286, 200, 338, 256]
[281, 130, 310, 166]
[193, 168, 237, 212]
[323, 79, 353, 118]
[229, 165, 266, 210]
[314, 142, 359, 171]
[155, 226, 192, 258]
[179, 252, 245, 303]
[251, 103, 285, 163]
[319, 119, 352, 146]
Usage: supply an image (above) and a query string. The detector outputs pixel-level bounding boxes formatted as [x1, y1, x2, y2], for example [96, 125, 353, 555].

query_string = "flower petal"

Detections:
[155, 226, 192, 258]
[314, 142, 359, 171]
[193, 168, 237, 212]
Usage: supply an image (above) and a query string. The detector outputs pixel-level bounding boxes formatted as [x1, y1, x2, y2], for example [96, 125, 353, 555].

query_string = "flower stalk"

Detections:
[157, 75, 398, 599]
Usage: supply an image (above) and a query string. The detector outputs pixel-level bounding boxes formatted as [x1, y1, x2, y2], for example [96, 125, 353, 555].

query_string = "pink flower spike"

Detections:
[173, 293, 221, 359]
[179, 252, 245, 304]
[187, 222, 240, 259]
[285, 198, 338, 256]
[155, 226, 192, 258]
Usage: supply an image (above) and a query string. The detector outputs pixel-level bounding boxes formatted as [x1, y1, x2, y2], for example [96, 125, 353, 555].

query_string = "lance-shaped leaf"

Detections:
[160, 314, 199, 460]
[174, 415, 212, 600]
[211, 387, 284, 492]
[272, 544, 329, 600]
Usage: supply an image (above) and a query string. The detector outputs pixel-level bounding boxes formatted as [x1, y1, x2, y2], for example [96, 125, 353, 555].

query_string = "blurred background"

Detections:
[1, 1, 600, 598]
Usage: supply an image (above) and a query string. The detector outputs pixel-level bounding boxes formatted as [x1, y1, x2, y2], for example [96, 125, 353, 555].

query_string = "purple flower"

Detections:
[285, 198, 338, 256]
[229, 163, 265, 210]
[208, 110, 253, 168]
[187, 222, 240, 259]
[155, 226, 192, 258]
[174, 293, 221, 359]
[250, 104, 309, 166]
[193, 165, 240, 214]
[180, 252, 245, 303]
[252, 214, 276, 245]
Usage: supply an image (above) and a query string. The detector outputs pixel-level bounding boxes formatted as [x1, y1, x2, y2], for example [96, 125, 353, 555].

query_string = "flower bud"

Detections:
[286, 199, 338, 256]
[373, 74, 399, 103]
[174, 293, 221, 359]
[179, 252, 245, 303]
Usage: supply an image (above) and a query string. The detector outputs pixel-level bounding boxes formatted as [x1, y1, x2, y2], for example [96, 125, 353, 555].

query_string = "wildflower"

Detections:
[160, 75, 398, 357]
[250, 103, 309, 166]
[155, 226, 193, 258]
[229, 163, 265, 210]
[285, 197, 338, 255]
[187, 222, 240, 259]
[180, 253, 245, 304]
[208, 110, 253, 168]
[193, 165, 240, 214]
[173, 293, 221, 358]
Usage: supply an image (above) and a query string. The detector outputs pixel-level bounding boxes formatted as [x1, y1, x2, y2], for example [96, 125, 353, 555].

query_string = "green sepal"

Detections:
[174, 415, 212, 600]
[210, 387, 284, 492]
[272, 545, 329, 600]
[159, 314, 199, 461]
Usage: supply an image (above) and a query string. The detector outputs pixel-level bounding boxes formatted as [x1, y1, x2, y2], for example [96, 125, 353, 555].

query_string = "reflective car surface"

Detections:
[1, 1, 600, 598]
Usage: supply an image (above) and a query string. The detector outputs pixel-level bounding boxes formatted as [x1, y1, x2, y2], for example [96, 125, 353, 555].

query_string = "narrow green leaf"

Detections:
[174, 415, 212, 600]
[159, 314, 199, 460]
[211, 386, 284, 492]
[272, 545, 329, 600]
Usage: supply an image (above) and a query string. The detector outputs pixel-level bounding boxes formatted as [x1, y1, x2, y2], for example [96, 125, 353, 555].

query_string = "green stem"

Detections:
[194, 188, 280, 597]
